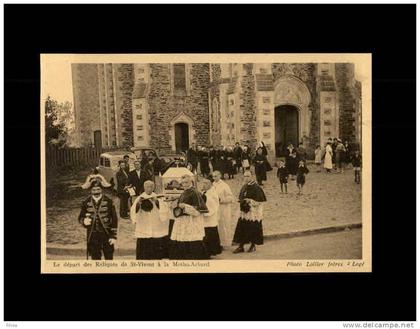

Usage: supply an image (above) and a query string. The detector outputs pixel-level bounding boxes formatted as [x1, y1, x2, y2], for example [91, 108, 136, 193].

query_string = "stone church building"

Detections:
[72, 62, 362, 159]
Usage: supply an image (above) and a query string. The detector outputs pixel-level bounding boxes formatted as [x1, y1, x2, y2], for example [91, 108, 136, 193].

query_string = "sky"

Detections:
[42, 62, 73, 104]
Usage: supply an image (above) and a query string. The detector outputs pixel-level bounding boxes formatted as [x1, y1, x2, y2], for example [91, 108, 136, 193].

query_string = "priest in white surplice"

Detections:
[201, 178, 222, 256]
[130, 180, 169, 259]
[212, 170, 234, 248]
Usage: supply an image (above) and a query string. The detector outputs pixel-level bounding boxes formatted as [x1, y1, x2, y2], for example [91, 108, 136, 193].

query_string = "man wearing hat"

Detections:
[78, 178, 118, 260]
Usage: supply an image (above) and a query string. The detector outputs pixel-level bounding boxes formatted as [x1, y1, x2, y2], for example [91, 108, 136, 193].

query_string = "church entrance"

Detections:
[175, 122, 189, 153]
[274, 105, 299, 157]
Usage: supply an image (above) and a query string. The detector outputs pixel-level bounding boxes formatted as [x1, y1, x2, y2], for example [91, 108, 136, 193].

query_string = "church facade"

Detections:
[72, 62, 361, 159]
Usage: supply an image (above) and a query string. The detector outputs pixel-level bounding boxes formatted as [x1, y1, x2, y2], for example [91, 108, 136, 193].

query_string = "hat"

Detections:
[140, 199, 154, 212]
[81, 174, 112, 190]
[173, 206, 186, 218]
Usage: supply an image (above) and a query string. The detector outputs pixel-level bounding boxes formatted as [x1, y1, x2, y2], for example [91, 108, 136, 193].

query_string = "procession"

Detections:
[78, 138, 361, 260]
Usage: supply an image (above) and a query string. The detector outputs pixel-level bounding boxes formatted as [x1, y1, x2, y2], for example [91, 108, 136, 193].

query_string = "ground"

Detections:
[46, 164, 362, 259]
[47, 228, 362, 260]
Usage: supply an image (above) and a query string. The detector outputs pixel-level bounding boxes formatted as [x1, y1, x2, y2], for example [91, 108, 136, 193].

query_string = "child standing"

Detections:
[352, 150, 362, 184]
[314, 145, 322, 172]
[276, 160, 288, 194]
[296, 160, 309, 195]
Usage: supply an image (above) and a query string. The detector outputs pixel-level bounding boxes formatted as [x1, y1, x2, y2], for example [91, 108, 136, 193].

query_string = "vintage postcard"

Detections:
[41, 53, 371, 273]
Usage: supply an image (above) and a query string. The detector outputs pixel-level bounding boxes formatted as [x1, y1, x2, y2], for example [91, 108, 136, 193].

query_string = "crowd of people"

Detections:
[78, 137, 361, 260]
[79, 170, 266, 260]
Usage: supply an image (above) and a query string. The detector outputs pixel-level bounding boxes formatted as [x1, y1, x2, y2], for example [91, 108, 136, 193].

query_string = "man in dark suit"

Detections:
[78, 179, 118, 260]
[129, 160, 145, 196]
[116, 160, 130, 219]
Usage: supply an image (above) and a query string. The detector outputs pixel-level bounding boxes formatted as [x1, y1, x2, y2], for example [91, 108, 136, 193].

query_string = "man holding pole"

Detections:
[78, 178, 118, 260]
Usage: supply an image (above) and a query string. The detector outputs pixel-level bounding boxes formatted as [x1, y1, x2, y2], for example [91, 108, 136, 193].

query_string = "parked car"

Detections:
[130, 147, 186, 175]
[96, 151, 137, 190]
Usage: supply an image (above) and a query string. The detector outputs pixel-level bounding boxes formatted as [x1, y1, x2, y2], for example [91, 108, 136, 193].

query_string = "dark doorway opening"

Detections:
[175, 122, 189, 153]
[93, 130, 102, 149]
[274, 105, 299, 157]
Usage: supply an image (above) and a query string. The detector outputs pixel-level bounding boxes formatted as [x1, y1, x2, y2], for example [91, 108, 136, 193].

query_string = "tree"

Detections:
[45, 96, 75, 147]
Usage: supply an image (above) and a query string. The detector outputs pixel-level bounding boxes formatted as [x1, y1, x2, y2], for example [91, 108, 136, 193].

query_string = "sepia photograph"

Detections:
[41, 54, 371, 273]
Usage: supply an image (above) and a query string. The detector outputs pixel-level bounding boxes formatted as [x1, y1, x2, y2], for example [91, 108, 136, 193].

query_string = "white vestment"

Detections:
[324, 144, 333, 169]
[130, 192, 168, 238]
[213, 179, 234, 246]
[203, 186, 220, 228]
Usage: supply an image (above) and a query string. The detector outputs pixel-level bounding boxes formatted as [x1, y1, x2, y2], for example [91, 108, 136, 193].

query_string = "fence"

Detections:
[45, 145, 117, 170]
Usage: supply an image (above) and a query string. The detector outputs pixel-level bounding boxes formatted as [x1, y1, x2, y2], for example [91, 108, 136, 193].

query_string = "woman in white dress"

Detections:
[324, 141, 333, 173]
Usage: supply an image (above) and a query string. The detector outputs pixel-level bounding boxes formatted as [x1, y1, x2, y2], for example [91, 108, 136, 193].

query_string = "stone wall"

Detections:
[239, 63, 258, 148]
[72, 64, 100, 147]
[114, 64, 134, 147]
[147, 63, 211, 152]
[335, 63, 357, 143]
[209, 64, 222, 145]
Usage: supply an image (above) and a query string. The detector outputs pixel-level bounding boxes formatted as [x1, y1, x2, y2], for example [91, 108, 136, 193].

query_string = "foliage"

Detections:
[45, 96, 76, 147]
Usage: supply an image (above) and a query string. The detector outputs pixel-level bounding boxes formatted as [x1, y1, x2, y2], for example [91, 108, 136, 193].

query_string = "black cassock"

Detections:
[233, 182, 266, 246]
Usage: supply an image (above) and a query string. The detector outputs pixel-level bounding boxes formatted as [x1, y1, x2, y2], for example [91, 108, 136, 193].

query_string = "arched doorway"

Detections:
[175, 122, 189, 153]
[274, 105, 299, 157]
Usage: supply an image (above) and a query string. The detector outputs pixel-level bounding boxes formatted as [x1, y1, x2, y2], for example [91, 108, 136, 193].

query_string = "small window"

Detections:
[137, 136, 144, 141]
[262, 97, 270, 104]
[135, 104, 143, 110]
[230, 111, 234, 117]
[136, 115, 142, 120]
[230, 99, 234, 106]
[259, 68, 268, 74]
[173, 64, 186, 92]
[324, 120, 332, 126]
[263, 132, 271, 139]
[104, 158, 111, 167]
[324, 108, 332, 115]
[263, 120, 271, 127]
[137, 125, 143, 130]
[263, 109, 270, 115]
[137, 68, 145, 73]
[324, 97, 332, 103]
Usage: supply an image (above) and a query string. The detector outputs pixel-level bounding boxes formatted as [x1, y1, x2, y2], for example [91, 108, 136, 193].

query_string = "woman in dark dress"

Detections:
[241, 145, 251, 171]
[199, 146, 211, 178]
[232, 171, 267, 253]
[254, 147, 267, 186]
[225, 147, 236, 179]
[285, 144, 298, 180]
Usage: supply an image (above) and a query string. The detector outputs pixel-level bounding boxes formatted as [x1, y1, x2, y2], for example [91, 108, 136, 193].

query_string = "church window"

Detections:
[173, 64, 187, 93]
